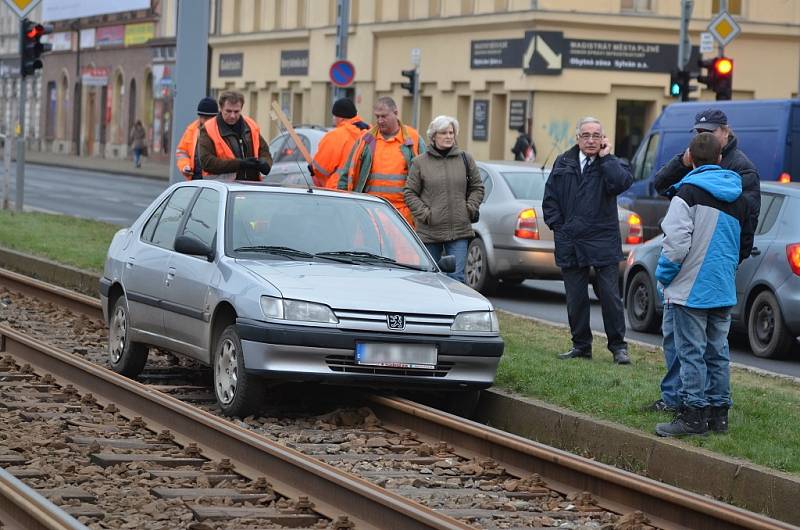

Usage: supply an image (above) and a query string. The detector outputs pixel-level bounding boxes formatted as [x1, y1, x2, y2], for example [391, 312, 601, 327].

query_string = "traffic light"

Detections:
[698, 56, 733, 101]
[20, 18, 53, 78]
[401, 68, 416, 95]
[669, 69, 694, 101]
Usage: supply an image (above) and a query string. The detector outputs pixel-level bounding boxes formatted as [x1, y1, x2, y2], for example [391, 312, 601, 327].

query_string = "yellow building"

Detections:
[210, 0, 800, 161]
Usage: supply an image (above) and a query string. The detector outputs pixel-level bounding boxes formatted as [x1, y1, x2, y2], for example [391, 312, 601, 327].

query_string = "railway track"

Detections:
[0, 267, 796, 530]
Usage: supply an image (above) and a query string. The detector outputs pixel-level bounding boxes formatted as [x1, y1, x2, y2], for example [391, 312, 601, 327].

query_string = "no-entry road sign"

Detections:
[329, 60, 355, 87]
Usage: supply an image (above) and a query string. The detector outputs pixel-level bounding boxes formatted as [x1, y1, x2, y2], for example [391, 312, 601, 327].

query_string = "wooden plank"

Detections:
[190, 505, 320, 526]
[67, 420, 121, 432]
[147, 470, 240, 484]
[90, 453, 205, 468]
[0, 454, 26, 464]
[315, 454, 442, 464]
[63, 505, 105, 518]
[37, 487, 96, 502]
[67, 436, 174, 450]
[6, 467, 45, 478]
[151, 487, 273, 502]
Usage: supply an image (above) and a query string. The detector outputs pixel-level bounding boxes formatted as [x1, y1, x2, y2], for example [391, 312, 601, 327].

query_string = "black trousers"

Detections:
[562, 264, 627, 354]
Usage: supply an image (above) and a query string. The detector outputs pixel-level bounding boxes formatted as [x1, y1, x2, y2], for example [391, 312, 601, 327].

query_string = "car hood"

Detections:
[238, 260, 492, 314]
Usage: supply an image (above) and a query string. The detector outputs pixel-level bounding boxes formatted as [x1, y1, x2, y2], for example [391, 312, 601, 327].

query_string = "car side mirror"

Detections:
[438, 255, 456, 274]
[174, 235, 214, 262]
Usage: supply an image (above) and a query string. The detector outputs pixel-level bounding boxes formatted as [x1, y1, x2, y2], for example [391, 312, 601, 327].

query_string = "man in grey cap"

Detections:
[648, 108, 760, 415]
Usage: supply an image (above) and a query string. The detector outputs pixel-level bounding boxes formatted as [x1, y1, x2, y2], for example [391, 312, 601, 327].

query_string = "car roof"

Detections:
[174, 179, 385, 202]
[477, 160, 548, 171]
[761, 181, 800, 197]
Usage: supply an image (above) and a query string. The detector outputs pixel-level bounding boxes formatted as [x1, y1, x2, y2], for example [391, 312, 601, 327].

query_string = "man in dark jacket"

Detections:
[648, 108, 760, 413]
[543, 117, 633, 365]
[511, 126, 536, 161]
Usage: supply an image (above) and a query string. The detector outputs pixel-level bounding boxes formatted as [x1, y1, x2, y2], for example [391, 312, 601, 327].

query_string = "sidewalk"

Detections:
[20, 150, 170, 181]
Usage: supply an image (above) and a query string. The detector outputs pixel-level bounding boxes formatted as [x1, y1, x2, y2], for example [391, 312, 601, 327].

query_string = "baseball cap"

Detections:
[692, 109, 728, 131]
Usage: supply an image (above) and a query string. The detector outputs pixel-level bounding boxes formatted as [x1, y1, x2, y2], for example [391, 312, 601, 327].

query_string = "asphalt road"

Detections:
[490, 279, 800, 379]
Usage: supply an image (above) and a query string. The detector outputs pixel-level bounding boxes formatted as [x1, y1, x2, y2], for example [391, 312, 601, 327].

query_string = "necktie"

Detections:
[582, 157, 591, 174]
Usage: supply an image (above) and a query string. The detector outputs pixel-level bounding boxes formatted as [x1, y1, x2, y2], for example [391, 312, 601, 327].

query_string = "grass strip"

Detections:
[0, 210, 118, 273]
[496, 311, 800, 474]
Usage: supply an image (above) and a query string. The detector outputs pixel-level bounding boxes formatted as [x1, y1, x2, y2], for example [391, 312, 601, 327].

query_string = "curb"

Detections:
[0, 247, 100, 297]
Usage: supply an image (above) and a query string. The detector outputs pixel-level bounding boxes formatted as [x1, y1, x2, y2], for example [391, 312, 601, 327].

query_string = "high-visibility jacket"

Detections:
[342, 123, 425, 226]
[201, 115, 263, 180]
[312, 116, 369, 188]
[175, 119, 202, 180]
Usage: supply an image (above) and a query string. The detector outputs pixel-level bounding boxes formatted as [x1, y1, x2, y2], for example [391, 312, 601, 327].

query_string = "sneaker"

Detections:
[645, 399, 677, 413]
[655, 407, 709, 437]
[707, 406, 729, 433]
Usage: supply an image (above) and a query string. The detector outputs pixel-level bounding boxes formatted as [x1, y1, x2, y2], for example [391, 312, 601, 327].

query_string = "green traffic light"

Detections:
[670, 82, 681, 96]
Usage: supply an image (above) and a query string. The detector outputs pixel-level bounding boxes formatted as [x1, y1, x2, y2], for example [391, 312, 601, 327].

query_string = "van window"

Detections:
[631, 133, 660, 181]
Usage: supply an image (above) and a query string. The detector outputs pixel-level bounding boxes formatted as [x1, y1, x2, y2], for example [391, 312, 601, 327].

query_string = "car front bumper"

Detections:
[236, 318, 504, 390]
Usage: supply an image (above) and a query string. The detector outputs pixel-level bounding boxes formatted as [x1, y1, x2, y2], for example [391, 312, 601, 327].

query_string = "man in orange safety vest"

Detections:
[175, 97, 218, 180]
[310, 98, 369, 188]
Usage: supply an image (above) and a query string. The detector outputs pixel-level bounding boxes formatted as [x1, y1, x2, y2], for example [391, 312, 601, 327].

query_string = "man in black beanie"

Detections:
[175, 97, 218, 179]
[310, 98, 369, 188]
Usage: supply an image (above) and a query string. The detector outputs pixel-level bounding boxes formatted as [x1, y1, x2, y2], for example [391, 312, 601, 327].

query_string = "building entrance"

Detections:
[615, 100, 652, 161]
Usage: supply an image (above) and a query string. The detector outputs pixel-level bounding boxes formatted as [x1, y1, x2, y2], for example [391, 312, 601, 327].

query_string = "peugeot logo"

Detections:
[387, 314, 405, 330]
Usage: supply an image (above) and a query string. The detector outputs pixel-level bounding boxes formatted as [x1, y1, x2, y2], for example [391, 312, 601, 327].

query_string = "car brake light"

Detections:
[515, 208, 539, 239]
[626, 213, 643, 244]
[787, 244, 800, 276]
[778, 172, 791, 183]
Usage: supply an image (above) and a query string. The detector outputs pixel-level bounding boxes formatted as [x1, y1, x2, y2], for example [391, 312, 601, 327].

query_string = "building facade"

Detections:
[209, 0, 800, 162]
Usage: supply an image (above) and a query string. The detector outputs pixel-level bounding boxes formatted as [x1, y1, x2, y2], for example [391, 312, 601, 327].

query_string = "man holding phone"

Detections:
[543, 117, 633, 365]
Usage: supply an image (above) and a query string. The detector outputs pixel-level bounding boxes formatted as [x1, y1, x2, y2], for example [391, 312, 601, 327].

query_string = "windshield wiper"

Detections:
[315, 251, 427, 271]
[234, 245, 314, 259]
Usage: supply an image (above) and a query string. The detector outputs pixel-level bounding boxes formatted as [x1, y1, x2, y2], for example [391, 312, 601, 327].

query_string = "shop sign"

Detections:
[96, 25, 125, 47]
[81, 66, 110, 86]
[508, 100, 527, 130]
[472, 99, 489, 141]
[124, 22, 154, 46]
[280, 49, 309, 76]
[43, 31, 72, 52]
[470, 38, 526, 69]
[219, 53, 243, 77]
[80, 28, 95, 49]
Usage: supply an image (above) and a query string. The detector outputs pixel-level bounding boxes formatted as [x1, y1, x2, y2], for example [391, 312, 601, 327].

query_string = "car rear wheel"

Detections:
[465, 239, 498, 294]
[626, 270, 659, 333]
[747, 291, 795, 359]
[214, 325, 264, 417]
[108, 295, 149, 377]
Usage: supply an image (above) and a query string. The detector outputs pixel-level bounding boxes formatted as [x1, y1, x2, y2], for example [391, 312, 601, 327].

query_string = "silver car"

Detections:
[623, 182, 800, 358]
[265, 126, 329, 186]
[100, 181, 503, 416]
[465, 161, 644, 294]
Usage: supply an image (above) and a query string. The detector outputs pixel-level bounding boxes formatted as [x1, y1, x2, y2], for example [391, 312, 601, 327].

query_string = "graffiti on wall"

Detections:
[538, 119, 573, 166]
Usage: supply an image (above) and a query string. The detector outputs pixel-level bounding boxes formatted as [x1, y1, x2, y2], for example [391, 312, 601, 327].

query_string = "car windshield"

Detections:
[226, 191, 433, 269]
[501, 170, 548, 200]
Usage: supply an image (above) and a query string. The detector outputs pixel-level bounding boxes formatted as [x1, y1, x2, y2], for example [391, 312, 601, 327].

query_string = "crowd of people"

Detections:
[173, 91, 759, 438]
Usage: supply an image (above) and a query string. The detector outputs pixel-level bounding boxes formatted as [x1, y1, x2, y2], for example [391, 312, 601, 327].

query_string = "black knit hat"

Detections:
[331, 98, 357, 119]
[197, 97, 219, 116]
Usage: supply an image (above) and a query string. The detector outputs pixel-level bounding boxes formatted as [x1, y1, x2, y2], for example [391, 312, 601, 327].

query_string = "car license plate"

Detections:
[355, 343, 437, 369]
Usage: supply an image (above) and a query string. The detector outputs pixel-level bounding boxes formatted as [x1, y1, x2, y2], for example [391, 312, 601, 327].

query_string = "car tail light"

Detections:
[778, 172, 791, 183]
[626, 213, 643, 244]
[787, 244, 800, 276]
[515, 208, 539, 239]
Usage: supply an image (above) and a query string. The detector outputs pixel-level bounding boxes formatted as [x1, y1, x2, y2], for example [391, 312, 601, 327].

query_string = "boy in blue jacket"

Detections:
[654, 132, 752, 437]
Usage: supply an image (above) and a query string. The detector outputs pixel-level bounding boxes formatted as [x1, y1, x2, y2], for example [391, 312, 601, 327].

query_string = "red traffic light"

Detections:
[25, 24, 45, 39]
[714, 57, 733, 76]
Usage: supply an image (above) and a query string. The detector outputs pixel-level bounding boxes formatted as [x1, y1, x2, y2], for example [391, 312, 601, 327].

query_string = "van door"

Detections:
[621, 133, 668, 240]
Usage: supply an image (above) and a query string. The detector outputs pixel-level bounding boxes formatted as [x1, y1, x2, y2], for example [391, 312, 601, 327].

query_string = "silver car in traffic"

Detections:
[100, 181, 503, 416]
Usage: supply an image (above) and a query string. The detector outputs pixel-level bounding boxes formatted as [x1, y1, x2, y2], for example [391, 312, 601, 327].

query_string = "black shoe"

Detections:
[558, 348, 592, 360]
[707, 406, 729, 433]
[645, 399, 678, 413]
[655, 407, 709, 437]
[612, 348, 631, 364]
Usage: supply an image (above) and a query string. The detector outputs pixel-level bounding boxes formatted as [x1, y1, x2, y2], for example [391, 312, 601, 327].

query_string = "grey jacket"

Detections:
[404, 146, 484, 243]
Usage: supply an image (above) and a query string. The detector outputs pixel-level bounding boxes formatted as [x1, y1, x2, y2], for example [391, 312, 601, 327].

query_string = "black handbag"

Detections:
[461, 152, 480, 223]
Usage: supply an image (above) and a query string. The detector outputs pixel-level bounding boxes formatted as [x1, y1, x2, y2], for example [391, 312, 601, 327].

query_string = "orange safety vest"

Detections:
[202, 115, 262, 179]
[312, 116, 368, 189]
[175, 119, 201, 180]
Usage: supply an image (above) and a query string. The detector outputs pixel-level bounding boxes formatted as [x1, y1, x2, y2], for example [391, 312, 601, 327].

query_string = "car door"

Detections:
[124, 186, 198, 339]
[163, 187, 222, 356]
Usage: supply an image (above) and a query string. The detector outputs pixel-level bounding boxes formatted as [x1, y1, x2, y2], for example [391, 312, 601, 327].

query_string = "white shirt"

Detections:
[579, 151, 594, 173]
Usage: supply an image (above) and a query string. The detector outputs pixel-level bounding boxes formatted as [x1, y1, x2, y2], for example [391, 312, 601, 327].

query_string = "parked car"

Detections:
[100, 180, 503, 416]
[265, 126, 329, 186]
[464, 161, 643, 294]
[623, 182, 800, 358]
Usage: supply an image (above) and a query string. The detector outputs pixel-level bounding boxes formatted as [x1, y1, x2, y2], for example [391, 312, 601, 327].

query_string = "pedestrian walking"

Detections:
[129, 120, 147, 168]
[511, 126, 536, 162]
[197, 91, 272, 181]
[654, 132, 752, 437]
[341, 96, 425, 226]
[175, 97, 219, 180]
[648, 109, 760, 413]
[310, 98, 369, 188]
[542, 116, 633, 364]
[404, 115, 484, 282]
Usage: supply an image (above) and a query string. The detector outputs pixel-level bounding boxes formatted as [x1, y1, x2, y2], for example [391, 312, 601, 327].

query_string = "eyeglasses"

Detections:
[578, 133, 603, 140]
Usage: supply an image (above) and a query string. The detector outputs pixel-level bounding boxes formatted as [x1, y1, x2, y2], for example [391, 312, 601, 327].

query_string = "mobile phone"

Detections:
[601, 142, 608, 150]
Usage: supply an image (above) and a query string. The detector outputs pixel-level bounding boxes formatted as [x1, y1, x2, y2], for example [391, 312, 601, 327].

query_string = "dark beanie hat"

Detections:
[331, 98, 357, 119]
[197, 97, 219, 116]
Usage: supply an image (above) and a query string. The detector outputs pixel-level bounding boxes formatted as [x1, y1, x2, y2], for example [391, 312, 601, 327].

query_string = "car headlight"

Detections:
[260, 296, 338, 324]
[451, 311, 498, 332]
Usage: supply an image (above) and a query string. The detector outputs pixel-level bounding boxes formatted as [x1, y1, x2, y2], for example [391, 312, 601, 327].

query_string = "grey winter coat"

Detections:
[129, 125, 146, 150]
[404, 146, 484, 243]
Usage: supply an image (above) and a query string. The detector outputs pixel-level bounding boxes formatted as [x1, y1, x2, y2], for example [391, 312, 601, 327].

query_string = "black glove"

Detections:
[240, 157, 260, 170]
[258, 161, 271, 175]
[307, 163, 315, 177]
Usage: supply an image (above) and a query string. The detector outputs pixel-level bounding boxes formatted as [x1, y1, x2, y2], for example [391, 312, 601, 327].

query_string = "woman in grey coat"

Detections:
[129, 120, 147, 168]
[404, 115, 484, 282]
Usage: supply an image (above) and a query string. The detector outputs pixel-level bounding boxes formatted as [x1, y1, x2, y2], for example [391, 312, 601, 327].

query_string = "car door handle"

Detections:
[166, 267, 176, 285]
[126, 260, 135, 269]
[750, 247, 761, 256]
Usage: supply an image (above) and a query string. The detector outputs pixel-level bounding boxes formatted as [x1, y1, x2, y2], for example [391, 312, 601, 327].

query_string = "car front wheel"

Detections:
[108, 295, 149, 377]
[465, 239, 498, 294]
[213, 325, 264, 417]
[747, 290, 795, 359]
[626, 270, 659, 333]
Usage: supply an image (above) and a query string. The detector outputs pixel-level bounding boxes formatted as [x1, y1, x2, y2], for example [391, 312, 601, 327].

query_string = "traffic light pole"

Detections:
[15, 76, 26, 213]
[411, 66, 420, 130]
[334, 0, 350, 101]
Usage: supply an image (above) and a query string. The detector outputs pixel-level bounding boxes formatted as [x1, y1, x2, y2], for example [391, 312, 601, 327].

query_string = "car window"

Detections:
[182, 188, 220, 248]
[756, 194, 782, 235]
[271, 134, 311, 163]
[640, 133, 660, 181]
[478, 168, 493, 201]
[149, 187, 197, 250]
[226, 191, 433, 268]
[141, 196, 169, 242]
[500, 170, 547, 200]
[268, 135, 286, 161]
